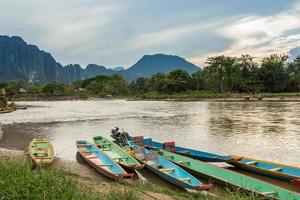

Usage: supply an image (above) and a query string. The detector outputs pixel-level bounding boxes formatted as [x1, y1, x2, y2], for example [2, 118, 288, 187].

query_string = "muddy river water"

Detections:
[0, 100, 299, 167]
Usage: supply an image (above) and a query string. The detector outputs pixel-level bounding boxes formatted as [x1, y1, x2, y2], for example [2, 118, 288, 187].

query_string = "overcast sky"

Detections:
[1, 0, 300, 68]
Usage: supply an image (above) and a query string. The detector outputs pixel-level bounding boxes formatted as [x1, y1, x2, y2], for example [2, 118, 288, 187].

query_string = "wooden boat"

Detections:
[76, 140, 133, 181]
[16, 105, 27, 110]
[131, 136, 232, 162]
[157, 150, 300, 200]
[93, 136, 143, 170]
[123, 141, 212, 191]
[227, 156, 300, 184]
[28, 138, 55, 167]
[0, 125, 3, 142]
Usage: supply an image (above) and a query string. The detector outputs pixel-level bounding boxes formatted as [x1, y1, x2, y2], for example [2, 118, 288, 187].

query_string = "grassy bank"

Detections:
[9, 91, 300, 102]
[0, 156, 263, 200]
[130, 91, 300, 101]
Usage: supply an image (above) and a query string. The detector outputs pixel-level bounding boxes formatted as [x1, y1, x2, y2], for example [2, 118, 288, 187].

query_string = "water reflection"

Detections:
[0, 100, 299, 166]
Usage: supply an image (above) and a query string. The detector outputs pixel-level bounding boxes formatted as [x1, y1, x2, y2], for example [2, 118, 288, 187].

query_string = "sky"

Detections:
[0, 0, 300, 68]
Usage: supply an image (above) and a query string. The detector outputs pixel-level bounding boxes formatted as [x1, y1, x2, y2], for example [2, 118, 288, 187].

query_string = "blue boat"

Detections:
[227, 155, 300, 185]
[130, 136, 232, 162]
[76, 140, 133, 181]
[122, 141, 212, 191]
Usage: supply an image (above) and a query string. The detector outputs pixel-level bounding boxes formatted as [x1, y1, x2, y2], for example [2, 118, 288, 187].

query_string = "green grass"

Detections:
[0, 157, 264, 200]
[0, 157, 139, 200]
[125, 180, 262, 200]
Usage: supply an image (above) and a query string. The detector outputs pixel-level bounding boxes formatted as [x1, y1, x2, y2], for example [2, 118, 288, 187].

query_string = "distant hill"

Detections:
[0, 36, 65, 83]
[122, 54, 200, 81]
[0, 35, 201, 83]
[112, 66, 125, 71]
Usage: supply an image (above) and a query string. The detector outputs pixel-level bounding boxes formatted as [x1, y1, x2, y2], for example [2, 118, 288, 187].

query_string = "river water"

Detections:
[0, 100, 299, 166]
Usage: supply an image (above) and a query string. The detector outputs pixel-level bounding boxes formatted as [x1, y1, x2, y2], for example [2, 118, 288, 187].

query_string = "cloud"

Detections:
[189, 2, 300, 66]
[0, 0, 299, 67]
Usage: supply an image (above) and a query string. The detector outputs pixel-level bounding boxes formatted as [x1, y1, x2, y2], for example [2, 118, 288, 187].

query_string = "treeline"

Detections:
[130, 54, 300, 94]
[1, 54, 300, 99]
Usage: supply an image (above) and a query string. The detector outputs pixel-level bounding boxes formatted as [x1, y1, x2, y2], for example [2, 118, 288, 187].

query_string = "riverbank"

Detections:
[9, 92, 300, 102]
[129, 92, 300, 102]
[0, 149, 264, 200]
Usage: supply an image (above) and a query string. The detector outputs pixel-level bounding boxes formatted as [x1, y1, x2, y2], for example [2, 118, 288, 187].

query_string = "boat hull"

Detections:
[125, 141, 211, 191]
[157, 150, 300, 200]
[29, 138, 55, 167]
[139, 138, 232, 162]
[78, 151, 125, 181]
[76, 140, 133, 181]
[227, 156, 300, 182]
[93, 136, 144, 170]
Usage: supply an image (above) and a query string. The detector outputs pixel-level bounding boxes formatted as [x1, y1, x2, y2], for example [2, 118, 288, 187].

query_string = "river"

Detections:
[0, 100, 299, 166]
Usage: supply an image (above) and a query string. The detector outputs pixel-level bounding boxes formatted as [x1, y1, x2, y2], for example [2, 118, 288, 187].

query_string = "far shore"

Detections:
[9, 92, 300, 103]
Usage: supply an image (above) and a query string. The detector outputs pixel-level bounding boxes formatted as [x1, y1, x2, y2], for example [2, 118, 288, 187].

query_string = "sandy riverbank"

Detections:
[0, 148, 181, 200]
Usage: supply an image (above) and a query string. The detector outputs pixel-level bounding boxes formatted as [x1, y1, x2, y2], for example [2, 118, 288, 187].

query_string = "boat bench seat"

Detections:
[98, 164, 113, 167]
[87, 155, 98, 159]
[246, 161, 258, 165]
[113, 157, 129, 161]
[82, 152, 92, 155]
[261, 191, 275, 196]
[269, 167, 282, 171]
[177, 161, 190, 165]
[164, 155, 174, 159]
[179, 178, 191, 182]
[77, 144, 89, 148]
[160, 168, 175, 172]
[178, 150, 190, 154]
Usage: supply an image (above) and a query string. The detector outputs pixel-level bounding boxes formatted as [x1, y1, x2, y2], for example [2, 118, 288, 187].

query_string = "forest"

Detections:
[1, 54, 300, 99]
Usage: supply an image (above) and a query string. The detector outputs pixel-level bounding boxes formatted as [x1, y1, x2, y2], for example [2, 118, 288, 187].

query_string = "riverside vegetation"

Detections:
[0, 155, 263, 200]
[1, 54, 300, 100]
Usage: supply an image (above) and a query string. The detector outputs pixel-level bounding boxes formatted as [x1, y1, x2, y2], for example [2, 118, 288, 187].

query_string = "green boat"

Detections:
[29, 138, 55, 167]
[157, 150, 300, 200]
[93, 136, 144, 170]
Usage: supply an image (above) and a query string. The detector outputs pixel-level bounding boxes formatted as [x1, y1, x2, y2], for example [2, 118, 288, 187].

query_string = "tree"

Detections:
[259, 54, 289, 92]
[158, 69, 192, 93]
[286, 56, 300, 92]
[148, 73, 166, 92]
[129, 77, 149, 94]
[191, 70, 205, 91]
[42, 83, 65, 95]
[236, 55, 262, 92]
[204, 56, 237, 92]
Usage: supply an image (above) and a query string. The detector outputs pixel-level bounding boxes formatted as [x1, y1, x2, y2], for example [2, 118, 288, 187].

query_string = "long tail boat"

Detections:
[122, 141, 212, 191]
[93, 136, 144, 170]
[156, 150, 300, 200]
[28, 138, 55, 167]
[227, 155, 300, 185]
[131, 136, 232, 162]
[76, 140, 133, 181]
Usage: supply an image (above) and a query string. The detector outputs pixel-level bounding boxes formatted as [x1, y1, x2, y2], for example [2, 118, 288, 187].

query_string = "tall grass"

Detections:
[0, 157, 139, 200]
[0, 157, 263, 200]
[0, 158, 101, 200]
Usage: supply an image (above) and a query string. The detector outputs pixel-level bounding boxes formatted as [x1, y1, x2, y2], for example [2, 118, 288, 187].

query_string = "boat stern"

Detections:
[195, 183, 213, 191]
[120, 173, 134, 180]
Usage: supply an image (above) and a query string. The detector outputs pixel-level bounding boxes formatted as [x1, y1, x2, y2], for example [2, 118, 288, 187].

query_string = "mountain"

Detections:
[0, 35, 201, 83]
[287, 47, 300, 62]
[123, 54, 200, 81]
[0, 36, 64, 83]
[112, 66, 125, 71]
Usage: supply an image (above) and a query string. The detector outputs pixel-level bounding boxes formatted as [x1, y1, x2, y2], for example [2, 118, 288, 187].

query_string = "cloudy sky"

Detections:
[1, 0, 300, 68]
